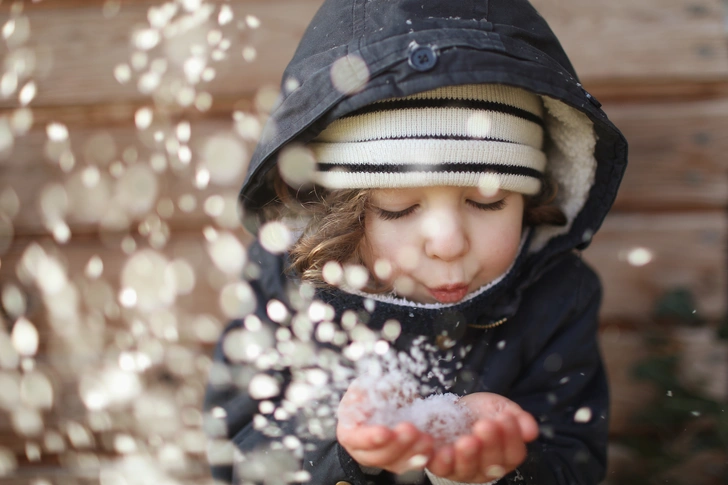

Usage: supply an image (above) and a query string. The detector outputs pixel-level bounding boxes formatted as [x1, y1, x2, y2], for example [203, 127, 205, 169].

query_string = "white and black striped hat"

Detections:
[308, 84, 546, 195]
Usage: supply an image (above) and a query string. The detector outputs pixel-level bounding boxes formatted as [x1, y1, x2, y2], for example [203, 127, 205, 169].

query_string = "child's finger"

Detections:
[496, 414, 528, 469]
[506, 409, 539, 442]
[452, 435, 482, 481]
[426, 445, 455, 477]
[337, 424, 393, 451]
[473, 418, 499, 444]
[355, 439, 433, 473]
[353, 423, 432, 471]
[474, 419, 505, 471]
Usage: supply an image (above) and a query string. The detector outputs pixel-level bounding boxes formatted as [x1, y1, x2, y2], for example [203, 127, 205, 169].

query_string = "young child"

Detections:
[204, 0, 628, 484]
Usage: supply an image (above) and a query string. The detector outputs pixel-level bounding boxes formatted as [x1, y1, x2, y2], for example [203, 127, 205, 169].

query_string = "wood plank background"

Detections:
[0, 0, 727, 483]
[1, 0, 726, 111]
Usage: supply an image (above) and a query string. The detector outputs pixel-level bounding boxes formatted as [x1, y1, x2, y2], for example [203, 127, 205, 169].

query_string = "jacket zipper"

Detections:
[468, 317, 507, 329]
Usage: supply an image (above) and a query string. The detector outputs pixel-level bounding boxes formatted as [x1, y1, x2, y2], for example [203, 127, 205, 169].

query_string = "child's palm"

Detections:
[337, 382, 539, 482]
[426, 392, 539, 483]
[336, 380, 434, 474]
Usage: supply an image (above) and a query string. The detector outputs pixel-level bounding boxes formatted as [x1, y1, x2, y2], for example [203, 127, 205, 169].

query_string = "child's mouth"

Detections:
[428, 284, 469, 303]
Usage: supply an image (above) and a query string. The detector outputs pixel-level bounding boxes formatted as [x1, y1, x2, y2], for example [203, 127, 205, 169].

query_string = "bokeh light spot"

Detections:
[46, 123, 68, 142]
[344, 265, 368, 291]
[466, 112, 492, 138]
[259, 221, 292, 254]
[330, 54, 369, 95]
[248, 374, 280, 400]
[199, 134, 248, 186]
[120, 250, 176, 311]
[11, 317, 38, 356]
[219, 281, 256, 319]
[278, 144, 316, 187]
[574, 407, 592, 423]
[207, 231, 247, 275]
[322, 261, 344, 286]
[478, 173, 502, 198]
[625, 247, 653, 267]
[245, 15, 261, 29]
[218, 5, 234, 25]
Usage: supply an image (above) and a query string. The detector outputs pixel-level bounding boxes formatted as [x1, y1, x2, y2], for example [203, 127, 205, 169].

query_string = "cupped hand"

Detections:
[425, 392, 539, 483]
[336, 379, 434, 474]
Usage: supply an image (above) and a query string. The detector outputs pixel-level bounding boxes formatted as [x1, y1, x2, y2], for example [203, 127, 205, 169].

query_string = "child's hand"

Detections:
[336, 380, 435, 474]
[426, 393, 539, 483]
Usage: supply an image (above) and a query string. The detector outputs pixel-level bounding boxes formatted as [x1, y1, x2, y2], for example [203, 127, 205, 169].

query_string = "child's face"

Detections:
[361, 186, 524, 304]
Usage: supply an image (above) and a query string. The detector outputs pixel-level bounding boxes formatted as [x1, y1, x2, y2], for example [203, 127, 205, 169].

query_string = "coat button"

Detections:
[408, 45, 438, 71]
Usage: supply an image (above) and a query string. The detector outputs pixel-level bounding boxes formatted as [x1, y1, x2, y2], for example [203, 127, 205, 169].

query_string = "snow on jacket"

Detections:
[204, 0, 628, 484]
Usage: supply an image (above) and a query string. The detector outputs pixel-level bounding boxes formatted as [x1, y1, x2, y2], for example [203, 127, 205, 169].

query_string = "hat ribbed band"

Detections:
[314, 109, 544, 147]
[316, 172, 542, 194]
[310, 139, 546, 169]
[384, 84, 544, 115]
[310, 84, 546, 194]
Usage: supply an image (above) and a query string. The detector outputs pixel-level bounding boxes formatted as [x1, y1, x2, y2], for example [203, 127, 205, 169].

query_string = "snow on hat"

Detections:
[308, 84, 546, 195]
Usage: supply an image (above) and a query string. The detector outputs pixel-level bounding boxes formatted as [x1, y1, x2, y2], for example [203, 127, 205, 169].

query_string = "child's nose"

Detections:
[422, 211, 469, 261]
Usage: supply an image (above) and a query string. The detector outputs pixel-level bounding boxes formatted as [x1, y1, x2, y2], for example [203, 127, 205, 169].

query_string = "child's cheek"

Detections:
[394, 245, 421, 272]
[364, 219, 419, 267]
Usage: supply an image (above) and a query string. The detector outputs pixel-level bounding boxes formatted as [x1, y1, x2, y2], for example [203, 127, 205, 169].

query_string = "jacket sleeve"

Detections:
[202, 243, 359, 485]
[204, 322, 365, 485]
[504, 257, 609, 485]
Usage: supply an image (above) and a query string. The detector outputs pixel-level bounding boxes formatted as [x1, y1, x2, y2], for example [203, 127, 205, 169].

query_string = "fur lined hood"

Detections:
[238, 0, 628, 271]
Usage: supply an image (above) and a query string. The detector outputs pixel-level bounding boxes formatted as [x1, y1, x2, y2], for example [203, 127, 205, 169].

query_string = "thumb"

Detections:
[337, 382, 372, 427]
[511, 410, 539, 442]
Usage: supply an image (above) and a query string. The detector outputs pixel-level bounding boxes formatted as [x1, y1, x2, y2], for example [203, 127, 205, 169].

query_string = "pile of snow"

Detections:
[348, 347, 474, 448]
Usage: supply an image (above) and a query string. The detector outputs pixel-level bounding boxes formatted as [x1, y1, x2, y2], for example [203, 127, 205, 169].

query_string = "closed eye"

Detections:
[375, 205, 418, 221]
[467, 199, 507, 211]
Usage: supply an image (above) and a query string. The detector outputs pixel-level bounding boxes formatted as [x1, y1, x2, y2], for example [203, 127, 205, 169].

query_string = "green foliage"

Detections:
[652, 288, 704, 326]
[612, 289, 727, 484]
[614, 348, 727, 484]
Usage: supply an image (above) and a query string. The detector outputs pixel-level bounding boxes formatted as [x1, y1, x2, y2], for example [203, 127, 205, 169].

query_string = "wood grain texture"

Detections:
[600, 328, 657, 435]
[0, 1, 319, 108]
[0, 232, 239, 443]
[608, 98, 728, 211]
[0, 118, 253, 236]
[0, 230, 249, 333]
[588, 79, 728, 104]
[531, 0, 728, 81]
[0, 0, 726, 110]
[584, 212, 727, 320]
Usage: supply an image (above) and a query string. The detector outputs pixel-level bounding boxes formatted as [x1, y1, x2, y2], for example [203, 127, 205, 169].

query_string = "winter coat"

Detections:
[204, 0, 628, 484]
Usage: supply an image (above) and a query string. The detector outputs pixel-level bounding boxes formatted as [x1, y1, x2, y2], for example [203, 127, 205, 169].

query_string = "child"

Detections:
[204, 0, 628, 484]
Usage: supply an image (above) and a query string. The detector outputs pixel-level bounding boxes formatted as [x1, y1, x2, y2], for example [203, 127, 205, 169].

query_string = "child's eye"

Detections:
[375, 205, 418, 220]
[467, 199, 507, 211]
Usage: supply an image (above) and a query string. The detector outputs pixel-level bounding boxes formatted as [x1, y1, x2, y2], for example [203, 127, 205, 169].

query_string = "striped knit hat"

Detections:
[308, 84, 546, 195]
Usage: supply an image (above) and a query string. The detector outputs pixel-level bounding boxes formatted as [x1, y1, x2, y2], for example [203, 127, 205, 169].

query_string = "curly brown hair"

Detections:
[264, 169, 566, 288]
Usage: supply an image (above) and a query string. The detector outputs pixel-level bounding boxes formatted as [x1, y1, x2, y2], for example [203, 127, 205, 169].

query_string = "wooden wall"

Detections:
[0, 0, 727, 483]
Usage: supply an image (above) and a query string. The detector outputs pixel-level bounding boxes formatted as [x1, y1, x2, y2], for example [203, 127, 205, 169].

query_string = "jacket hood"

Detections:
[239, 0, 628, 270]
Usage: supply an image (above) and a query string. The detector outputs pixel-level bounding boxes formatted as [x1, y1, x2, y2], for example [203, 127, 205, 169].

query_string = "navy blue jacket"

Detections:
[206, 243, 608, 485]
[205, 0, 628, 483]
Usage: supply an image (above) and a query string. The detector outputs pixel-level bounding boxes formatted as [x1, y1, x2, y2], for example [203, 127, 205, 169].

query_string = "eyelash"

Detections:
[376, 199, 507, 221]
[376, 205, 417, 221]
